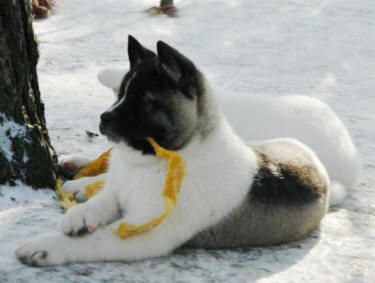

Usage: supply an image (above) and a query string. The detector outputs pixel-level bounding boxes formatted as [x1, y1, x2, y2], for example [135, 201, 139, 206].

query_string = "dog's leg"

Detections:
[62, 173, 107, 202]
[16, 210, 190, 266]
[16, 222, 177, 266]
[60, 184, 119, 235]
[16, 186, 199, 266]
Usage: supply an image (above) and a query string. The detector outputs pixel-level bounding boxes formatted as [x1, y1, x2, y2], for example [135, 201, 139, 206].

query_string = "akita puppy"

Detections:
[17, 36, 331, 266]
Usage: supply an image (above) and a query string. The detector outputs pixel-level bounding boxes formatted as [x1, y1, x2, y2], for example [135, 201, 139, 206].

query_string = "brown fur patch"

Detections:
[250, 150, 327, 205]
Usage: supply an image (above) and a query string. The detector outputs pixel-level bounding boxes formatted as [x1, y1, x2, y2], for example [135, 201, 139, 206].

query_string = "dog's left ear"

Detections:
[128, 35, 156, 69]
[157, 41, 198, 97]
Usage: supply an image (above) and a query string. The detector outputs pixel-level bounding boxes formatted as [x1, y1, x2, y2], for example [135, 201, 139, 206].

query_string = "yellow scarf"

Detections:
[56, 138, 186, 239]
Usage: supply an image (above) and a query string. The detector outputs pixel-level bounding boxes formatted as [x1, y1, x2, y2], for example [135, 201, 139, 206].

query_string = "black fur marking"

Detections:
[21, 251, 48, 266]
[18, 256, 29, 265]
[39, 251, 47, 259]
[77, 227, 88, 235]
[128, 35, 156, 69]
[250, 150, 326, 205]
[157, 41, 202, 98]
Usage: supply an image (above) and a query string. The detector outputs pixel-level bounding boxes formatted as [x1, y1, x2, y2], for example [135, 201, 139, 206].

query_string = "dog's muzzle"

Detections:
[99, 111, 118, 137]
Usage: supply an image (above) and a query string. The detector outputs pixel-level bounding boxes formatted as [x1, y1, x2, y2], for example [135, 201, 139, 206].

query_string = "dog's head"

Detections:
[100, 35, 207, 154]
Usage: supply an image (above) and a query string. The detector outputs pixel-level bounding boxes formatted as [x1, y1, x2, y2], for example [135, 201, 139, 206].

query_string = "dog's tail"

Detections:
[329, 181, 347, 206]
[97, 68, 127, 90]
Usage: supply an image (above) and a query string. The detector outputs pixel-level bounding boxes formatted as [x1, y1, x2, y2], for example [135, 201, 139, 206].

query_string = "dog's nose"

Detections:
[100, 111, 118, 135]
[100, 111, 115, 124]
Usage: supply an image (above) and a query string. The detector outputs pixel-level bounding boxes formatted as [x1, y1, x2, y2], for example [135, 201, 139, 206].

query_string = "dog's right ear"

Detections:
[128, 35, 156, 69]
[157, 41, 201, 98]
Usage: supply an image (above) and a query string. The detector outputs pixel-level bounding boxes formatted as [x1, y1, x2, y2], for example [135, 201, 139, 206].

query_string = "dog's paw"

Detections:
[61, 203, 99, 236]
[62, 178, 93, 202]
[58, 155, 91, 178]
[16, 235, 66, 266]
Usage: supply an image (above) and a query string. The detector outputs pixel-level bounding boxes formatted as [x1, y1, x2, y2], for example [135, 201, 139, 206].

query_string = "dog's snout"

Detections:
[100, 111, 119, 136]
[100, 111, 115, 123]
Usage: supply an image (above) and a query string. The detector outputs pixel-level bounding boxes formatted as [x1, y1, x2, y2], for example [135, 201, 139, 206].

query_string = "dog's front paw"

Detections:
[61, 203, 99, 236]
[62, 178, 92, 202]
[16, 235, 66, 266]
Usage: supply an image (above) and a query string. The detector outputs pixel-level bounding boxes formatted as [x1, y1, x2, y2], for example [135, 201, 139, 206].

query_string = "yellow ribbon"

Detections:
[73, 149, 112, 179]
[56, 149, 111, 210]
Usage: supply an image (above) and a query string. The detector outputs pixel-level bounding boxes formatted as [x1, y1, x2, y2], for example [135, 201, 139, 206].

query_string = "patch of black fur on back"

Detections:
[250, 150, 327, 205]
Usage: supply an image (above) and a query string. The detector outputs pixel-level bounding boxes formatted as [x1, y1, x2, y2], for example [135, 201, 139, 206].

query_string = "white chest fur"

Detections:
[105, 116, 258, 235]
[106, 147, 167, 225]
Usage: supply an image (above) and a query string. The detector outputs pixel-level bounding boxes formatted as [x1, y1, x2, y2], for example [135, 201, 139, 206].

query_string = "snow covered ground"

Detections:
[1, 0, 375, 281]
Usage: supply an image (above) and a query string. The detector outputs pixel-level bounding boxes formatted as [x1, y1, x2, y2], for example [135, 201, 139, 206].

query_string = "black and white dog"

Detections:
[17, 36, 337, 265]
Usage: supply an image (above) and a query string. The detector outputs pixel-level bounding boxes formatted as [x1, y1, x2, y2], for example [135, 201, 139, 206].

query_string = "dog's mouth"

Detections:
[99, 120, 128, 144]
[103, 131, 123, 143]
[100, 122, 156, 154]
[99, 121, 117, 141]
[100, 126, 128, 144]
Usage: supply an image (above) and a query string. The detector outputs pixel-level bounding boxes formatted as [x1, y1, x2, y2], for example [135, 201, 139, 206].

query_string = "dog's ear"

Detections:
[128, 35, 156, 69]
[157, 41, 197, 94]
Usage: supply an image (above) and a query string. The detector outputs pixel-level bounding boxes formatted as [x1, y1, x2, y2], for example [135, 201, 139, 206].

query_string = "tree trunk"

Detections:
[160, 0, 174, 7]
[0, 0, 57, 188]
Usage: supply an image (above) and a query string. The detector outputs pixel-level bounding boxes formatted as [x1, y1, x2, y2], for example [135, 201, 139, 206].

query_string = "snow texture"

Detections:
[1, 0, 374, 282]
[0, 114, 28, 162]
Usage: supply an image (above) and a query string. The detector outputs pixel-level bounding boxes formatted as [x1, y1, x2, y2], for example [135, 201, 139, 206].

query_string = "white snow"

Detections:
[1, 0, 374, 281]
[0, 113, 28, 161]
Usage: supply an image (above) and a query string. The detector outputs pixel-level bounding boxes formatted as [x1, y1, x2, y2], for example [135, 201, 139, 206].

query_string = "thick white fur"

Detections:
[98, 68, 360, 204]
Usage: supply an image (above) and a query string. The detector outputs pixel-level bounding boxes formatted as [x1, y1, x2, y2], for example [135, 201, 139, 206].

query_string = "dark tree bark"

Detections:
[0, 0, 57, 188]
[160, 0, 174, 6]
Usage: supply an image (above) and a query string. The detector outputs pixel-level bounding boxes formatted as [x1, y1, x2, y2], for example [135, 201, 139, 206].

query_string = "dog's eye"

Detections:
[141, 96, 154, 112]
[118, 90, 127, 101]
